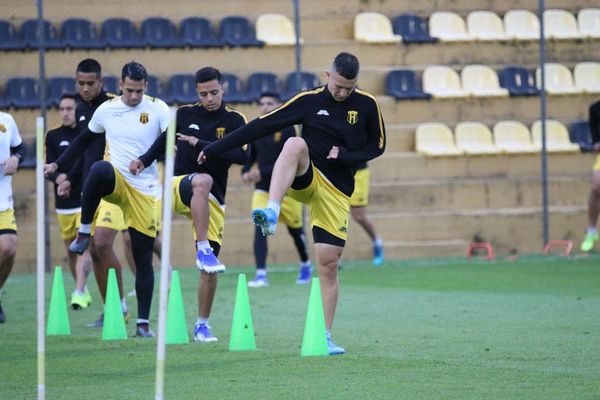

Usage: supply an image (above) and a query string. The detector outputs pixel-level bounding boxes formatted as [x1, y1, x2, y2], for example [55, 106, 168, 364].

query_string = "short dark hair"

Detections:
[121, 61, 148, 82]
[333, 52, 359, 80]
[195, 67, 222, 84]
[259, 91, 281, 102]
[76, 58, 101, 76]
[59, 93, 77, 103]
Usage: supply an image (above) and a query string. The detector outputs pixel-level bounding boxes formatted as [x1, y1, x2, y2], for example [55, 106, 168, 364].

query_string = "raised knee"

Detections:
[192, 173, 213, 193]
[283, 137, 308, 155]
[0, 238, 17, 258]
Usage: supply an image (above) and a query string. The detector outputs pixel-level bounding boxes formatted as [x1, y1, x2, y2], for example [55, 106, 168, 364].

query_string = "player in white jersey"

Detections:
[0, 111, 24, 323]
[45, 62, 170, 337]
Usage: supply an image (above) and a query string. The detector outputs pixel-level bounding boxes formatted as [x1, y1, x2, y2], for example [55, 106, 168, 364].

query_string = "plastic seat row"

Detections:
[416, 120, 585, 157]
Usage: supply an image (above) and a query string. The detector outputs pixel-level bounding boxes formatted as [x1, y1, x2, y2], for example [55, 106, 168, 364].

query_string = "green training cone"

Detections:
[229, 273, 256, 351]
[166, 270, 189, 344]
[301, 277, 328, 356]
[102, 268, 127, 340]
[46, 266, 71, 335]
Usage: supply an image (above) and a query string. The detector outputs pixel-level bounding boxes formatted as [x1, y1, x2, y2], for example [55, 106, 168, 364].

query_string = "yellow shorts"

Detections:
[102, 167, 158, 237]
[0, 209, 17, 234]
[56, 210, 81, 240]
[172, 174, 225, 245]
[593, 155, 600, 170]
[288, 164, 350, 243]
[94, 200, 128, 232]
[349, 168, 370, 207]
[252, 190, 303, 229]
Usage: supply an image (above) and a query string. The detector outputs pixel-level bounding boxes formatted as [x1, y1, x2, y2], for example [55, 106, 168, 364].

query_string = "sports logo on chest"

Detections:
[274, 131, 281, 142]
[139, 112, 149, 124]
[347, 110, 358, 125]
[216, 127, 225, 139]
[0, 123, 6, 133]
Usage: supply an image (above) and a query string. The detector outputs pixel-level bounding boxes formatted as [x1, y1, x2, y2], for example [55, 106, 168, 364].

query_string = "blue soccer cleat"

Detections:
[194, 322, 218, 342]
[248, 275, 269, 288]
[252, 208, 278, 236]
[372, 241, 384, 267]
[69, 232, 90, 255]
[296, 264, 312, 284]
[196, 247, 225, 273]
[326, 331, 345, 355]
[135, 323, 156, 338]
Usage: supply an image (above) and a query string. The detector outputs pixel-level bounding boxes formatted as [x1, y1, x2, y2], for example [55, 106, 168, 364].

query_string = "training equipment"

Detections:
[166, 271, 189, 344]
[102, 268, 127, 340]
[300, 278, 329, 356]
[252, 208, 278, 236]
[46, 266, 71, 336]
[229, 274, 256, 351]
[196, 247, 226, 273]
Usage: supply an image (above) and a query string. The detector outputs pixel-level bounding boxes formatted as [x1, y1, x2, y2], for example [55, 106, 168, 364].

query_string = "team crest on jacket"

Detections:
[139, 112, 149, 124]
[274, 131, 281, 142]
[216, 127, 225, 139]
[347, 110, 358, 124]
[0, 123, 6, 133]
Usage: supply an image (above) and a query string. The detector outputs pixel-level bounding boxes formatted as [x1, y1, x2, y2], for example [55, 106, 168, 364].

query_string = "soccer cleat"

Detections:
[0, 302, 5, 323]
[83, 290, 92, 306]
[196, 247, 226, 273]
[252, 208, 278, 236]
[326, 332, 345, 355]
[372, 242, 385, 267]
[296, 264, 312, 284]
[86, 311, 129, 328]
[247, 275, 269, 288]
[193, 322, 218, 342]
[70, 291, 91, 310]
[135, 323, 156, 338]
[580, 231, 599, 252]
[69, 232, 91, 255]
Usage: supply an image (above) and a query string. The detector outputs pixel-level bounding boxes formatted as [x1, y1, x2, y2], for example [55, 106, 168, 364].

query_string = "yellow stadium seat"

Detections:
[256, 14, 302, 46]
[504, 10, 540, 40]
[429, 12, 473, 42]
[578, 8, 600, 38]
[461, 65, 509, 97]
[493, 120, 539, 153]
[574, 62, 600, 93]
[536, 63, 582, 94]
[531, 120, 580, 152]
[543, 9, 583, 39]
[354, 12, 401, 43]
[455, 122, 502, 155]
[467, 11, 509, 41]
[415, 123, 463, 156]
[423, 66, 468, 98]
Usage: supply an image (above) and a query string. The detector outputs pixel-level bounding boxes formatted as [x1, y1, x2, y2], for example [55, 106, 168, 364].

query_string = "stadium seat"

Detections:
[283, 71, 320, 100]
[256, 14, 301, 46]
[536, 63, 582, 95]
[423, 66, 467, 98]
[385, 69, 431, 100]
[102, 76, 119, 95]
[354, 12, 401, 43]
[220, 16, 264, 47]
[493, 120, 539, 153]
[19, 19, 61, 49]
[415, 122, 463, 156]
[60, 18, 103, 49]
[166, 74, 197, 105]
[146, 75, 164, 99]
[0, 20, 22, 50]
[6, 77, 40, 108]
[141, 17, 181, 48]
[455, 122, 502, 155]
[101, 18, 143, 48]
[578, 8, 600, 38]
[221, 73, 248, 103]
[544, 9, 583, 40]
[461, 65, 509, 97]
[245, 72, 279, 102]
[531, 120, 580, 152]
[180, 17, 223, 47]
[499, 66, 540, 96]
[391, 14, 437, 43]
[574, 62, 600, 93]
[504, 10, 540, 40]
[47, 77, 76, 107]
[429, 12, 472, 42]
[467, 11, 509, 41]
[569, 120, 593, 152]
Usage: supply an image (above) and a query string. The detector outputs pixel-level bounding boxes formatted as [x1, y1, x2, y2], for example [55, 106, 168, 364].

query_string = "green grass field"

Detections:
[1, 255, 599, 399]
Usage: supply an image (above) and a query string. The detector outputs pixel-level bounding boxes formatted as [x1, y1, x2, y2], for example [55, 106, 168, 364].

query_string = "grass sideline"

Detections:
[0, 255, 599, 399]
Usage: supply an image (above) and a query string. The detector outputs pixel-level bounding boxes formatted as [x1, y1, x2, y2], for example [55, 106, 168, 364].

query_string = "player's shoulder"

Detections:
[224, 105, 248, 123]
[287, 86, 325, 103]
[354, 88, 379, 104]
[45, 124, 64, 137]
[0, 111, 16, 125]
[143, 95, 170, 112]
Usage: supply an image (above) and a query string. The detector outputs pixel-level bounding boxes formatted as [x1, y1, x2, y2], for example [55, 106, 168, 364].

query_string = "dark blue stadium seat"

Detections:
[146, 75, 165, 99]
[181, 17, 224, 48]
[221, 73, 248, 103]
[101, 18, 143, 48]
[283, 72, 320, 100]
[392, 14, 437, 43]
[245, 72, 279, 102]
[47, 77, 75, 107]
[102, 76, 120, 95]
[0, 20, 22, 50]
[499, 66, 540, 97]
[386, 70, 432, 100]
[220, 16, 264, 47]
[6, 77, 40, 108]
[20, 19, 61, 49]
[141, 17, 181, 48]
[166, 74, 197, 105]
[570, 120, 593, 152]
[61, 18, 103, 49]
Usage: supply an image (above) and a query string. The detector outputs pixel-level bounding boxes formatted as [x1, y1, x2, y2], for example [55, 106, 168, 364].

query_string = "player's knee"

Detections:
[350, 207, 366, 223]
[282, 137, 308, 157]
[0, 237, 17, 259]
[92, 236, 113, 255]
[191, 173, 213, 194]
[87, 161, 114, 185]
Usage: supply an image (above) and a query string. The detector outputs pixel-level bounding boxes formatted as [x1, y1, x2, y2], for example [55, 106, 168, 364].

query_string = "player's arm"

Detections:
[44, 131, 59, 181]
[133, 129, 168, 174]
[44, 127, 97, 176]
[2, 116, 23, 175]
[241, 143, 257, 174]
[590, 102, 600, 151]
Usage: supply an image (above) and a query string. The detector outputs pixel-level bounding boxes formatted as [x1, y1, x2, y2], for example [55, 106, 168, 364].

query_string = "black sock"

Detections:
[288, 226, 309, 263]
[253, 225, 267, 270]
[129, 228, 155, 320]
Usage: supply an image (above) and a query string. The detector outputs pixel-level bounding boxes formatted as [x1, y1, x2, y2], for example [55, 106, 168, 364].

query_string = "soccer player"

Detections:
[45, 61, 170, 337]
[581, 100, 600, 252]
[0, 111, 24, 323]
[198, 52, 386, 354]
[241, 91, 311, 287]
[131, 66, 248, 342]
[349, 162, 384, 266]
[45, 93, 93, 309]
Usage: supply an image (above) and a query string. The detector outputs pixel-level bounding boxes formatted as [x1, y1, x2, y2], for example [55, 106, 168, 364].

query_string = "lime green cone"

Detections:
[166, 270, 189, 344]
[301, 277, 329, 356]
[46, 266, 71, 335]
[229, 274, 256, 351]
[102, 268, 127, 340]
